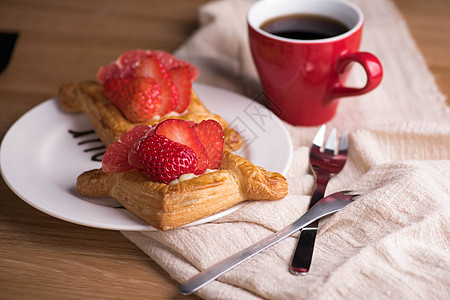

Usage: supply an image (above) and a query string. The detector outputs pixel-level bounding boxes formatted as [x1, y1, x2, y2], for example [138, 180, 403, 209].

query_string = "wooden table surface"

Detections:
[0, 0, 448, 299]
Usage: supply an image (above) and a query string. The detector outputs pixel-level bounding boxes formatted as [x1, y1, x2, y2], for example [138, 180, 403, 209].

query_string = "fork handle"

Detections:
[290, 173, 327, 275]
[290, 221, 318, 274]
[309, 181, 326, 207]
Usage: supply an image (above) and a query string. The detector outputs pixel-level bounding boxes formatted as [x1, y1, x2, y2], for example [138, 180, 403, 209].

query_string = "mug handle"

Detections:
[327, 52, 383, 100]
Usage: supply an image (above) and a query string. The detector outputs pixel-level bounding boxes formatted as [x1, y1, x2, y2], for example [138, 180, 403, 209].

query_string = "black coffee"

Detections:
[260, 14, 350, 40]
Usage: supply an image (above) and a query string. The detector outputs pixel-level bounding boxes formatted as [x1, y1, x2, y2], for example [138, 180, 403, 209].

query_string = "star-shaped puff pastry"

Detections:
[77, 151, 288, 230]
[59, 80, 242, 151]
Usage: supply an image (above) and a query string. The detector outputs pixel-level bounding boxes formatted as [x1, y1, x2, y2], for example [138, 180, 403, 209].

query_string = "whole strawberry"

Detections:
[136, 134, 198, 184]
[104, 77, 162, 123]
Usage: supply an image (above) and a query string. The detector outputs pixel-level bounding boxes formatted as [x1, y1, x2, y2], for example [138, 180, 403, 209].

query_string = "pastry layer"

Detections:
[59, 81, 242, 151]
[77, 151, 288, 230]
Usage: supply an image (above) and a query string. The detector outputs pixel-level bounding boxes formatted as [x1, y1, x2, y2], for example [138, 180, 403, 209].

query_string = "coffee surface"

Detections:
[261, 14, 349, 40]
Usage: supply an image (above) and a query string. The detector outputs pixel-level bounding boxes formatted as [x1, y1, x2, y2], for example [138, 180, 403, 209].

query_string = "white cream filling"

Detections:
[150, 111, 181, 121]
[169, 169, 216, 185]
[164, 111, 181, 118]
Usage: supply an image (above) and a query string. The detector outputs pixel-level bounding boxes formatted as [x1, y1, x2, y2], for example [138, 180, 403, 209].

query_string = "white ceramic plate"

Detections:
[0, 83, 292, 231]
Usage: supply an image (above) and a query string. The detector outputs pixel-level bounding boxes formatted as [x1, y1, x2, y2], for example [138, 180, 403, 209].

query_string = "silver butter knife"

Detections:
[179, 190, 358, 295]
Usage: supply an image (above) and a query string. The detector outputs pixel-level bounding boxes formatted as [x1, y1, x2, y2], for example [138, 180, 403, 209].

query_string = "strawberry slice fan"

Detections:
[98, 49, 199, 122]
[103, 77, 162, 123]
[102, 119, 224, 185]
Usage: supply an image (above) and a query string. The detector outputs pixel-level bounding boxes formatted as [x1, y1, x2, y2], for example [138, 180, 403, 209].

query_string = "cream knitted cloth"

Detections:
[122, 0, 450, 299]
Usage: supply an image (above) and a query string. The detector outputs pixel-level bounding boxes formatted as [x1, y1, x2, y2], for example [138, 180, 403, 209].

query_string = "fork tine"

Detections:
[324, 128, 337, 151]
[312, 124, 326, 147]
[339, 130, 349, 151]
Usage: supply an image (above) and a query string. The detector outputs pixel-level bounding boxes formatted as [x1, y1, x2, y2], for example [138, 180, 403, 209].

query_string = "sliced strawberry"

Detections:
[135, 56, 178, 115]
[194, 120, 224, 169]
[104, 77, 162, 123]
[103, 125, 155, 172]
[168, 66, 192, 113]
[117, 49, 148, 67]
[123, 125, 156, 170]
[102, 141, 133, 173]
[151, 50, 199, 81]
[128, 146, 145, 171]
[119, 125, 154, 148]
[136, 134, 198, 184]
[120, 63, 138, 79]
[97, 49, 199, 85]
[155, 119, 208, 174]
[150, 51, 178, 70]
[97, 63, 121, 84]
[118, 49, 149, 78]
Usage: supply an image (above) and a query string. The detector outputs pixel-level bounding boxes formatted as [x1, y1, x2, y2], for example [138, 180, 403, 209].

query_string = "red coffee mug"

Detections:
[247, 0, 383, 126]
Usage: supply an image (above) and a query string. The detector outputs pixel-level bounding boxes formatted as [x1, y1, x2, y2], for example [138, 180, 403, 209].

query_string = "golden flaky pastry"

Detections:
[77, 151, 288, 231]
[58, 80, 242, 151]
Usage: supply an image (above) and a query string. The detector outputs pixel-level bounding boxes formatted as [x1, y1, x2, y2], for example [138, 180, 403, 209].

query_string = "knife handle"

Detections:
[290, 220, 318, 275]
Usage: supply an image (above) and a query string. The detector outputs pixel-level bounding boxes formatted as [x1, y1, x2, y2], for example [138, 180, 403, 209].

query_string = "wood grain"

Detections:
[392, 0, 450, 105]
[0, 0, 448, 299]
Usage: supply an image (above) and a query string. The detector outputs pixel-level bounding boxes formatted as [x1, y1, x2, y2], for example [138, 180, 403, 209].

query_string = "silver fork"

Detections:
[290, 125, 348, 275]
